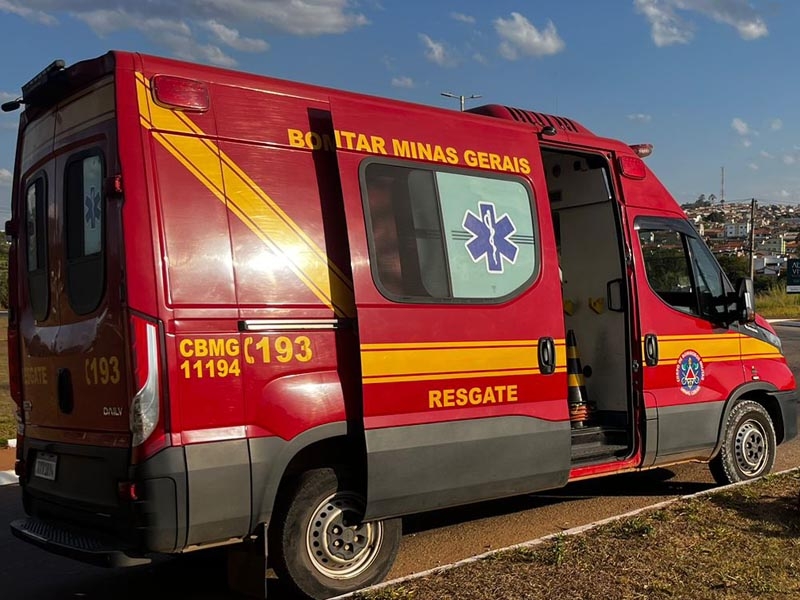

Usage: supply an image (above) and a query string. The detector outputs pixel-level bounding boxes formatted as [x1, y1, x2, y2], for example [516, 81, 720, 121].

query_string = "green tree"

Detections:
[715, 254, 748, 283]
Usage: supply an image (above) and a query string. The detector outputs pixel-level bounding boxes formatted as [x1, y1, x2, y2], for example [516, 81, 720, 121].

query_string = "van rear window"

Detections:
[362, 162, 537, 303]
[64, 152, 105, 314]
[25, 175, 49, 321]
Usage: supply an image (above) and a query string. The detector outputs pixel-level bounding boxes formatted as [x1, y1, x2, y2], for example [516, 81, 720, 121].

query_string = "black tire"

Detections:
[709, 400, 776, 485]
[270, 468, 401, 600]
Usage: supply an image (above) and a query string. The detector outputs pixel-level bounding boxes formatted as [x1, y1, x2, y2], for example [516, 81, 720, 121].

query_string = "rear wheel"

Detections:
[710, 400, 776, 485]
[270, 468, 401, 600]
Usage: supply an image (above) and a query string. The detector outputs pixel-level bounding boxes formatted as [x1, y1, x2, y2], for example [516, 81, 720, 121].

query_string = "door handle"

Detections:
[538, 337, 556, 375]
[57, 368, 74, 415]
[644, 334, 659, 367]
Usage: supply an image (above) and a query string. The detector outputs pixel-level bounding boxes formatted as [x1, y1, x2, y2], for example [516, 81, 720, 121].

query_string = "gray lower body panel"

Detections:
[364, 416, 571, 520]
[185, 440, 251, 546]
[655, 401, 724, 462]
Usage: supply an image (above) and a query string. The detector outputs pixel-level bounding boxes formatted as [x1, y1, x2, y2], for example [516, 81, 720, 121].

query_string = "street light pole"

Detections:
[440, 91, 482, 111]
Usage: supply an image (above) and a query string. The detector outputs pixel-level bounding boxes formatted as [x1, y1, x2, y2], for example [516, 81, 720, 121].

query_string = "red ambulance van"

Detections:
[5, 52, 796, 599]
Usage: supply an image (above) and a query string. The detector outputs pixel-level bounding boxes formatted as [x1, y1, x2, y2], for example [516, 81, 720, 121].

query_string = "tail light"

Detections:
[130, 315, 165, 458]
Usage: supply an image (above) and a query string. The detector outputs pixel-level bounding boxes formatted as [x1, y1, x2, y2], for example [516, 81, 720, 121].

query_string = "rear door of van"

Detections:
[13, 63, 132, 512]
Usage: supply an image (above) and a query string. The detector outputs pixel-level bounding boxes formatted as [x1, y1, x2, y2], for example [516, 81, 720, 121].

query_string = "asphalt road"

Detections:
[2, 323, 800, 599]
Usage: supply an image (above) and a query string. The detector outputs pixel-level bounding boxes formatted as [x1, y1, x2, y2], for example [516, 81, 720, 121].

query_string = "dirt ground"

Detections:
[0, 447, 16, 472]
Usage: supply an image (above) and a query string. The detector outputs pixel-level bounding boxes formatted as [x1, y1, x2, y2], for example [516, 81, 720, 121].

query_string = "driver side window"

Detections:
[638, 225, 729, 321]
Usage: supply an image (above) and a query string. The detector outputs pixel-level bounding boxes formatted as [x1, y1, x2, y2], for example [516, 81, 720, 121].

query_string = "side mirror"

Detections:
[4, 219, 16, 239]
[735, 277, 755, 324]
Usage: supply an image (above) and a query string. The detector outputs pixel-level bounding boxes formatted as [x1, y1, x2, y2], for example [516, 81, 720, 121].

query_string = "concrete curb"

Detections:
[331, 467, 800, 600]
[1, 439, 18, 486]
[0, 471, 17, 486]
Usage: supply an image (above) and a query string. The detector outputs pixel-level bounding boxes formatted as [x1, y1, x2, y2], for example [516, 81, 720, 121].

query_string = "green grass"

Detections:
[756, 283, 800, 319]
[359, 472, 800, 600]
[0, 324, 14, 444]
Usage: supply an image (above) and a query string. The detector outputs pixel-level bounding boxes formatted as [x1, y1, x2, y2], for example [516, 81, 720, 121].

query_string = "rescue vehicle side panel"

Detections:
[134, 56, 358, 542]
[624, 182, 747, 461]
[327, 96, 571, 519]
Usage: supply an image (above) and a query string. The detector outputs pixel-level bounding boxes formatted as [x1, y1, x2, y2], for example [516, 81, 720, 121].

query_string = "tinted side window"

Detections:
[363, 163, 537, 302]
[638, 229, 698, 315]
[65, 153, 105, 314]
[638, 223, 732, 322]
[25, 176, 49, 321]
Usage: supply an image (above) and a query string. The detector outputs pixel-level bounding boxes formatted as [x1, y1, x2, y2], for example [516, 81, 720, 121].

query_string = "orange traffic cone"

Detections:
[567, 329, 591, 428]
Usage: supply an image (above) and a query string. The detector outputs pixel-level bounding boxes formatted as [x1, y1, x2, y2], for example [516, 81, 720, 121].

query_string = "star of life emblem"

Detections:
[85, 186, 101, 229]
[462, 202, 518, 273]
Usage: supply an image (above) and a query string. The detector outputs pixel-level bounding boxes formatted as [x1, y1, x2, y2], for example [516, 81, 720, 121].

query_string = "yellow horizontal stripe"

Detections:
[656, 333, 743, 342]
[135, 73, 354, 317]
[364, 368, 552, 385]
[740, 337, 781, 356]
[361, 339, 551, 351]
[742, 353, 783, 360]
[361, 345, 539, 378]
[656, 337, 741, 362]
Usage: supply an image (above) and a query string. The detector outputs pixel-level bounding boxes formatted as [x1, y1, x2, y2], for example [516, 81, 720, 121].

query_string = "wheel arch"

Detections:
[710, 382, 782, 460]
[249, 422, 366, 532]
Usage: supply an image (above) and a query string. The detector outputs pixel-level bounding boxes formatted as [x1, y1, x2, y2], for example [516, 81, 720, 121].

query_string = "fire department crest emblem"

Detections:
[676, 350, 704, 396]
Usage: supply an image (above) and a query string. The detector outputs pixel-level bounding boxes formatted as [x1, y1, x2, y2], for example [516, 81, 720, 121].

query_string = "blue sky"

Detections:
[0, 0, 797, 222]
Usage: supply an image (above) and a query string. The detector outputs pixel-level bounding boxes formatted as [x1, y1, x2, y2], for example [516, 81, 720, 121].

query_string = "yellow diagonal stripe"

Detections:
[135, 73, 354, 317]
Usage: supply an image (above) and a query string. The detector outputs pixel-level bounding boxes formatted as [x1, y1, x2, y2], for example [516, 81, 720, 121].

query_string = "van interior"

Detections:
[541, 148, 632, 464]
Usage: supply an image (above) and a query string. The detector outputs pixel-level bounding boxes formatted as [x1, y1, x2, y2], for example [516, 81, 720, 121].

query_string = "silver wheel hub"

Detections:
[734, 419, 768, 476]
[306, 492, 383, 580]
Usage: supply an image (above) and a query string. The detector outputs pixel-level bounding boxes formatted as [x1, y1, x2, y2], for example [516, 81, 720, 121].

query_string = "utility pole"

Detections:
[440, 92, 481, 112]
[749, 197, 757, 280]
[720, 166, 725, 204]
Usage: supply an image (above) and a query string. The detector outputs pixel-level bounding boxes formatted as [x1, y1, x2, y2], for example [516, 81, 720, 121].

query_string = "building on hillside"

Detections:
[758, 234, 787, 255]
[724, 222, 750, 238]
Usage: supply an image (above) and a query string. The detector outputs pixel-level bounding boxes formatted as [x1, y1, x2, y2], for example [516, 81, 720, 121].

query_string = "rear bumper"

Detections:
[17, 442, 188, 560]
[775, 390, 798, 443]
[10, 517, 151, 568]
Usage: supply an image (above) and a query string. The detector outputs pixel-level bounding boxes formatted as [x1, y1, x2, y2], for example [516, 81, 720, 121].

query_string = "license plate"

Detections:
[34, 453, 57, 481]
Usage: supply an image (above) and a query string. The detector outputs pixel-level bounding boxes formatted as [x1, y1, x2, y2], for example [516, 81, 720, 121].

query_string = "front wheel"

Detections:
[270, 468, 401, 600]
[710, 400, 776, 485]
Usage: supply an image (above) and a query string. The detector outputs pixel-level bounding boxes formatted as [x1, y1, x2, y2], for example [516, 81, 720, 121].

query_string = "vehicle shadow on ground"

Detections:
[402, 468, 715, 535]
[8, 545, 302, 600]
[706, 483, 800, 540]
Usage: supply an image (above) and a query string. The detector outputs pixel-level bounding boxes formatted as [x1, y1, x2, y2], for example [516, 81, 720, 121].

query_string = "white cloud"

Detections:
[0, 1, 367, 66]
[0, 168, 12, 186]
[741, 138, 752, 148]
[203, 20, 269, 52]
[634, 0, 693, 46]
[627, 113, 652, 123]
[635, 0, 768, 47]
[419, 33, 457, 67]
[748, 162, 758, 170]
[0, 0, 56, 25]
[451, 12, 475, 24]
[73, 9, 238, 66]
[473, 52, 488, 65]
[783, 155, 795, 165]
[494, 13, 564, 60]
[0, 0, 369, 36]
[781, 189, 791, 198]
[770, 118, 783, 131]
[391, 76, 414, 89]
[731, 117, 752, 136]
[760, 150, 774, 159]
